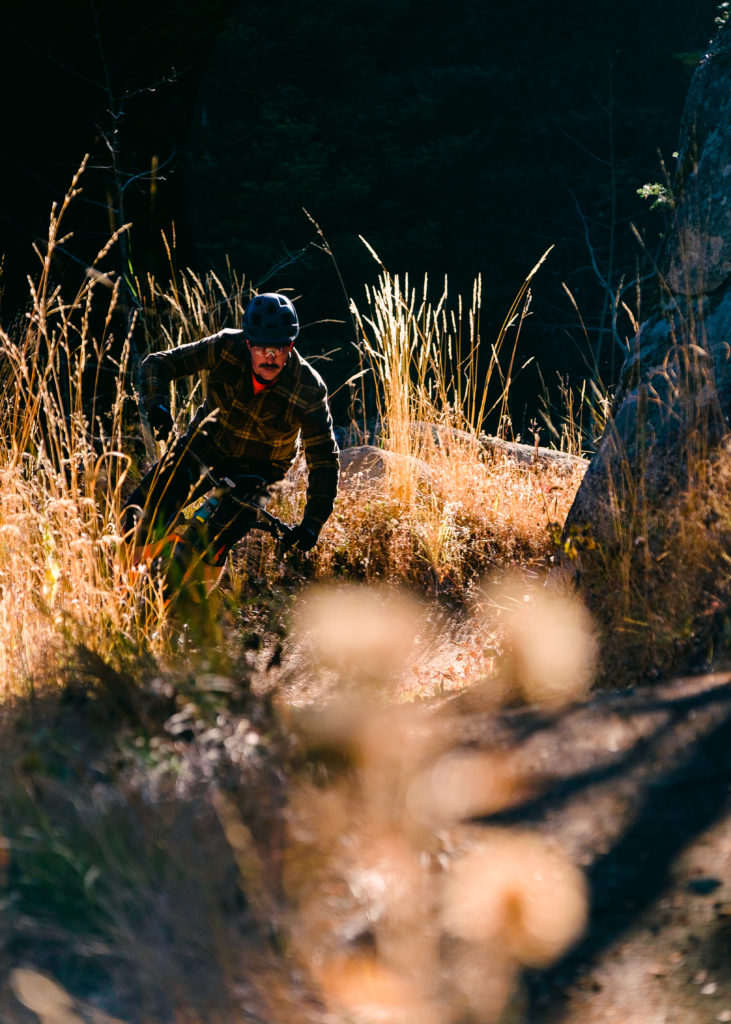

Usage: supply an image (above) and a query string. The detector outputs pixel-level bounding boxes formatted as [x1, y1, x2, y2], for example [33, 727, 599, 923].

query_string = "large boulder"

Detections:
[285, 445, 433, 492]
[559, 21, 731, 680]
[338, 444, 432, 487]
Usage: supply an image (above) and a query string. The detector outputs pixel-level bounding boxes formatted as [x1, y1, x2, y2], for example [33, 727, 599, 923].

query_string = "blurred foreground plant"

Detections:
[279, 577, 594, 1024]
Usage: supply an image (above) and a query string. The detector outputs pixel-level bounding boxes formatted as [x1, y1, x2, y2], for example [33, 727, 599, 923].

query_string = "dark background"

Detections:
[0, 0, 720, 432]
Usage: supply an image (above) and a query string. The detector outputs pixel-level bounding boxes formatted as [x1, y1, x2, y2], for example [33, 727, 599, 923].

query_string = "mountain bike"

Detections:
[128, 467, 296, 612]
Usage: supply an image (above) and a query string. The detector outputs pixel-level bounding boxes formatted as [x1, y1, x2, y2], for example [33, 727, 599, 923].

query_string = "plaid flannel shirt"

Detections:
[142, 328, 339, 529]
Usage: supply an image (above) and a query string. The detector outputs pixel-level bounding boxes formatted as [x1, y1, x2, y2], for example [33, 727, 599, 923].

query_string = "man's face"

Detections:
[246, 341, 293, 384]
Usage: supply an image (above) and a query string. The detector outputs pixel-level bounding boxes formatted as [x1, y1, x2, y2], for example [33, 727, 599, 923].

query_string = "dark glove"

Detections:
[281, 520, 320, 554]
[147, 403, 174, 440]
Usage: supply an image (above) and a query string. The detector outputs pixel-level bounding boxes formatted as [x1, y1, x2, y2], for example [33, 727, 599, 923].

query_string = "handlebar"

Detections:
[196, 464, 295, 546]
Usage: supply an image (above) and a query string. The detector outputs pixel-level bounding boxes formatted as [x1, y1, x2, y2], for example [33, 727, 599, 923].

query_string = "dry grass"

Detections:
[226, 255, 585, 596]
[557, 258, 731, 682]
[137, 240, 251, 428]
[572, 443, 731, 682]
[329, 250, 581, 589]
[0, 162, 588, 700]
[0, 162, 159, 693]
[351, 242, 553, 447]
[0, 173, 600, 1024]
[0, 175, 257, 693]
[308, 444, 584, 592]
[311, 255, 583, 592]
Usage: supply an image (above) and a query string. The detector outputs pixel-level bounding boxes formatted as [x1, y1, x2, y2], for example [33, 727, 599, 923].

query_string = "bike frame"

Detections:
[129, 458, 295, 605]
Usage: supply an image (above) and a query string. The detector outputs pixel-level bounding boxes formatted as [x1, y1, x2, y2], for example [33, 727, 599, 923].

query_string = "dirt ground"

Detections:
[275, 624, 731, 1024]
[3, 614, 730, 1024]
[450, 665, 731, 1024]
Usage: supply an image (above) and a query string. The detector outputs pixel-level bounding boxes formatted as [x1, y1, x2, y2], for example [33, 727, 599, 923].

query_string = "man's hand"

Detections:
[147, 403, 174, 440]
[281, 520, 320, 554]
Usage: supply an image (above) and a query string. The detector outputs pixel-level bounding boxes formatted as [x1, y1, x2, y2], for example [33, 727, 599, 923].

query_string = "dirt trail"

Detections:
[449, 667, 731, 1023]
[4, 618, 728, 1024]
[270, 593, 731, 1024]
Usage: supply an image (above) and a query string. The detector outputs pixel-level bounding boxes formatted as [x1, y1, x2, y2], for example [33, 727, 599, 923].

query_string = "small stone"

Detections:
[647, 962, 668, 977]
[688, 877, 722, 896]
[716, 1011, 731, 1023]
[703, 982, 719, 996]
[695, 971, 709, 984]
[668, 951, 684, 964]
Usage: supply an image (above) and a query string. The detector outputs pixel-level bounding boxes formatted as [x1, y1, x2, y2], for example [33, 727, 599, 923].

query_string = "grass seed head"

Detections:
[291, 583, 424, 694]
[441, 830, 588, 968]
[406, 749, 525, 826]
[484, 575, 598, 707]
[313, 953, 442, 1024]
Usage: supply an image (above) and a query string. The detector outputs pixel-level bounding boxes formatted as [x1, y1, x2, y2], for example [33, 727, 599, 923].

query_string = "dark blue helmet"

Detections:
[243, 293, 299, 346]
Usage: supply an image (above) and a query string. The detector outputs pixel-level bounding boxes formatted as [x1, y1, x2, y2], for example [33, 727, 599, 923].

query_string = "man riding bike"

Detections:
[123, 292, 339, 592]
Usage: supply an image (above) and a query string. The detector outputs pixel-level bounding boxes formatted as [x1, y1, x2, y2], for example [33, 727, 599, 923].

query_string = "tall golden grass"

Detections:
[0, 163, 150, 692]
[351, 243, 551, 464]
[309, 245, 585, 590]
[0, 174, 261, 692]
[0, 164, 587, 693]
[0, 167, 599, 1024]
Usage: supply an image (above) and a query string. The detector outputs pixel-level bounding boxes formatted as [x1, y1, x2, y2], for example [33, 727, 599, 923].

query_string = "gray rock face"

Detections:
[668, 22, 731, 295]
[338, 444, 432, 487]
[559, 22, 731, 676]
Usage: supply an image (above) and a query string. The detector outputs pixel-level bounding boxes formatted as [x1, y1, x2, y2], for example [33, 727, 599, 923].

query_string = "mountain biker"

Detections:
[123, 292, 339, 578]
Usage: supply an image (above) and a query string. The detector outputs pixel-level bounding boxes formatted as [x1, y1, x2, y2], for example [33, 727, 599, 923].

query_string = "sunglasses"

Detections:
[247, 342, 293, 353]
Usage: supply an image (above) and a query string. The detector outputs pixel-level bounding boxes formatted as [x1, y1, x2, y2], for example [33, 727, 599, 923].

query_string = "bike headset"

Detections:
[243, 293, 299, 347]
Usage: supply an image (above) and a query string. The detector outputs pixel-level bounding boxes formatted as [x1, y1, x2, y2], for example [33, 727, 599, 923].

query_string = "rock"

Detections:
[557, 22, 731, 678]
[338, 444, 431, 487]
[336, 435, 584, 494]
[687, 876, 722, 895]
[407, 420, 587, 475]
[284, 444, 433, 494]
[479, 435, 587, 476]
[668, 25, 731, 296]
